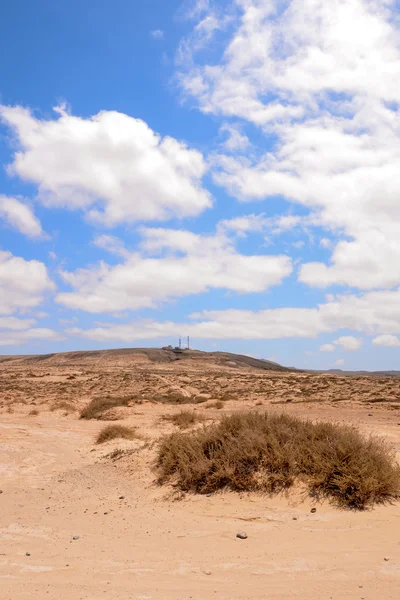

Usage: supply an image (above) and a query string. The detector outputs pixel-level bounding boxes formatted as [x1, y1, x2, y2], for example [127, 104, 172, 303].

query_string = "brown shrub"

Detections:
[96, 424, 140, 444]
[80, 395, 132, 419]
[29, 409, 39, 416]
[207, 400, 224, 409]
[157, 411, 400, 509]
[51, 400, 76, 413]
[163, 410, 205, 429]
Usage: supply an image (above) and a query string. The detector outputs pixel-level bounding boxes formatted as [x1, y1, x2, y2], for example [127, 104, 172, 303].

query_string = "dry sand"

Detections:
[1, 349, 400, 599]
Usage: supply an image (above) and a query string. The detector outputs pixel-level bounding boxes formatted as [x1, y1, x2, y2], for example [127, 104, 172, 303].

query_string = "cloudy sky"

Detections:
[1, 0, 400, 369]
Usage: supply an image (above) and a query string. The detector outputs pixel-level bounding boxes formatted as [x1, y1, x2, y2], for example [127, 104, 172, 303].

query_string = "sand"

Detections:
[1, 350, 400, 599]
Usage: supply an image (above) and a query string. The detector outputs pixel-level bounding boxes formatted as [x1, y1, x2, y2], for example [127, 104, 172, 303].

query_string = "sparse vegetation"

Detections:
[50, 400, 76, 413]
[96, 424, 140, 444]
[157, 411, 400, 509]
[80, 395, 133, 419]
[162, 410, 205, 429]
[207, 400, 224, 409]
[29, 409, 39, 416]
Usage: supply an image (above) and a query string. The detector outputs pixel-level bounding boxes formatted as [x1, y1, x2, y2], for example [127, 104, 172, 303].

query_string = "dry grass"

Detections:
[96, 424, 140, 444]
[28, 409, 39, 416]
[50, 400, 76, 413]
[80, 395, 133, 419]
[162, 410, 205, 429]
[157, 411, 400, 509]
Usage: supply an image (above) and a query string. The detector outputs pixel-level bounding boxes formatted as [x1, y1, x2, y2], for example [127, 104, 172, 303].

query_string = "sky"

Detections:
[1, 0, 400, 370]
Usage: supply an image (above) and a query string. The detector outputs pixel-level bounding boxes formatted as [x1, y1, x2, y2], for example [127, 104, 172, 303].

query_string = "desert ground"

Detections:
[1, 348, 400, 600]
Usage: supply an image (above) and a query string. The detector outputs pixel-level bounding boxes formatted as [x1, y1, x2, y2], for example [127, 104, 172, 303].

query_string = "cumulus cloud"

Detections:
[0, 251, 54, 315]
[333, 335, 363, 351]
[67, 285, 400, 342]
[56, 226, 292, 313]
[372, 334, 400, 347]
[0, 104, 212, 226]
[0, 195, 43, 238]
[0, 328, 64, 346]
[179, 0, 400, 291]
[320, 343, 335, 352]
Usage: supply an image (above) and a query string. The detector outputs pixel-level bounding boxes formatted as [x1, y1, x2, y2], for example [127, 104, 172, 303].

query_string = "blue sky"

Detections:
[1, 0, 400, 370]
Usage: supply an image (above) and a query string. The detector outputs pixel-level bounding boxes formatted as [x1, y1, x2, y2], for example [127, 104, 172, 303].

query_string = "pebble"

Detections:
[119, 496, 125, 500]
[205, 493, 212, 497]
[26, 552, 31, 557]
[0, 490, 3, 494]
[292, 517, 298, 520]
[204, 570, 212, 576]
[72, 536, 80, 541]
[384, 557, 389, 561]
[236, 532, 248, 539]
[310, 508, 317, 513]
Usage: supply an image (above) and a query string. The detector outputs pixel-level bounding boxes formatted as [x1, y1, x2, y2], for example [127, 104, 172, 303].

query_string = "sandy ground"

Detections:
[1, 350, 400, 599]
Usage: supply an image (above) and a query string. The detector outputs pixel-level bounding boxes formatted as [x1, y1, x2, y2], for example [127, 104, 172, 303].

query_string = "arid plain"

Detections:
[1, 348, 400, 600]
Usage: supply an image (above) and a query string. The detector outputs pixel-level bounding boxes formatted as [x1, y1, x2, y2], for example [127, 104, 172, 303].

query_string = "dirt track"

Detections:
[1, 350, 400, 599]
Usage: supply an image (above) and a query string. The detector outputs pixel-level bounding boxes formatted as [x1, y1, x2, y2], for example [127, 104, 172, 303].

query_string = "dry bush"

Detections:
[162, 410, 205, 429]
[51, 400, 76, 413]
[156, 390, 207, 405]
[157, 411, 400, 509]
[29, 409, 39, 416]
[207, 400, 224, 409]
[96, 424, 140, 444]
[80, 395, 133, 419]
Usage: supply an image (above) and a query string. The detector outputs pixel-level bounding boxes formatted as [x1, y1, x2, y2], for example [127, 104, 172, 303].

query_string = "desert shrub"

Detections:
[51, 400, 76, 413]
[96, 424, 140, 444]
[155, 390, 208, 405]
[80, 395, 132, 419]
[29, 409, 39, 416]
[157, 411, 400, 509]
[207, 400, 224, 409]
[162, 410, 204, 429]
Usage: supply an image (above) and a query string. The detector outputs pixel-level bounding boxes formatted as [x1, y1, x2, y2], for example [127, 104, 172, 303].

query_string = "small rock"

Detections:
[72, 536, 79, 541]
[203, 570, 212, 576]
[368, 413, 373, 417]
[292, 517, 298, 520]
[205, 493, 212, 498]
[236, 532, 248, 539]
[384, 557, 389, 561]
[104, 512, 108, 515]
[119, 496, 125, 500]
[25, 552, 30, 557]
[0, 490, 3, 494]
[310, 508, 317, 513]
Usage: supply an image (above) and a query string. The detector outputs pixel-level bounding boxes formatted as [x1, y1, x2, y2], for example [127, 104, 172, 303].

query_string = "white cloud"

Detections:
[0, 328, 64, 347]
[67, 285, 400, 342]
[372, 334, 400, 347]
[0, 316, 36, 330]
[56, 226, 292, 313]
[0, 251, 54, 315]
[219, 123, 250, 151]
[0, 105, 212, 226]
[151, 29, 164, 40]
[333, 335, 363, 351]
[335, 359, 345, 366]
[0, 195, 43, 238]
[320, 343, 335, 352]
[179, 0, 400, 291]
[93, 235, 130, 258]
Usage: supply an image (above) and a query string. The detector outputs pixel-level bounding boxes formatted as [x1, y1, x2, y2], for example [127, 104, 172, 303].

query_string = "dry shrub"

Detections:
[51, 400, 76, 413]
[96, 424, 140, 444]
[163, 410, 205, 429]
[156, 390, 207, 405]
[207, 400, 224, 410]
[29, 409, 39, 416]
[157, 411, 400, 509]
[80, 395, 132, 419]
